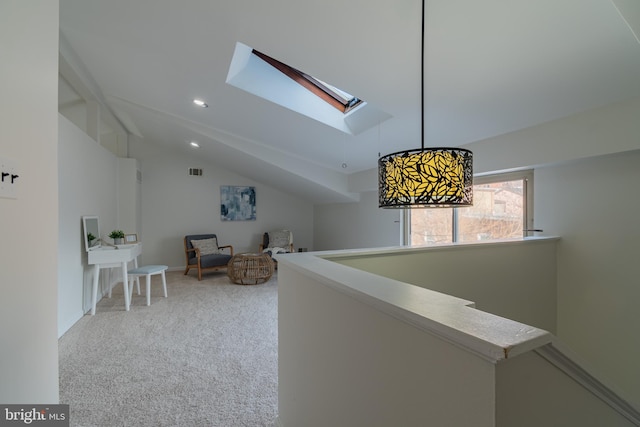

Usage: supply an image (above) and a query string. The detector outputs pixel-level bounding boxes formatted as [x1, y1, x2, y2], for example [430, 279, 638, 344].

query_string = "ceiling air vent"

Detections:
[188, 167, 203, 177]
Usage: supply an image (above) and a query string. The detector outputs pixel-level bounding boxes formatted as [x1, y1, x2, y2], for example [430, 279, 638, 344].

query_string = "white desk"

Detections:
[88, 243, 142, 315]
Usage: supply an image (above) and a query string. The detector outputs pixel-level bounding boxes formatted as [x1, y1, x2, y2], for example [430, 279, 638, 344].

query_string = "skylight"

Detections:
[252, 49, 363, 114]
[226, 42, 391, 135]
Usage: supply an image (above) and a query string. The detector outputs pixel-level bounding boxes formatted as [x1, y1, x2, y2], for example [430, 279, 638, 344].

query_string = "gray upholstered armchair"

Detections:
[184, 234, 234, 280]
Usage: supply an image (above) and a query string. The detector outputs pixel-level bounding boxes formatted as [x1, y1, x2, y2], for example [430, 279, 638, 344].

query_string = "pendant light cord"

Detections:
[421, 0, 425, 151]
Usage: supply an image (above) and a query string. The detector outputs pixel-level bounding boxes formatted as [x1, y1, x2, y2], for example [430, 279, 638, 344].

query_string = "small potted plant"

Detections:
[87, 232, 96, 247]
[109, 230, 125, 245]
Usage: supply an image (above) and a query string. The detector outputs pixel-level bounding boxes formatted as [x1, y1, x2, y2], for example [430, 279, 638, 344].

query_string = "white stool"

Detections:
[127, 265, 168, 306]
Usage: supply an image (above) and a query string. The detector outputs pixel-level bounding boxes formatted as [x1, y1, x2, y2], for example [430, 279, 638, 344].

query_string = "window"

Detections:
[227, 42, 392, 135]
[408, 171, 533, 246]
[252, 49, 363, 114]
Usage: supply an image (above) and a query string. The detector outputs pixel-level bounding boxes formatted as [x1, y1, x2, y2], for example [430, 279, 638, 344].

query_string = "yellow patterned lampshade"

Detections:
[378, 148, 473, 208]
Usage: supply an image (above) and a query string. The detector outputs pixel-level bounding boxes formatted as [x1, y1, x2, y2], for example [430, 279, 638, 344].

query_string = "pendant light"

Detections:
[378, 0, 473, 208]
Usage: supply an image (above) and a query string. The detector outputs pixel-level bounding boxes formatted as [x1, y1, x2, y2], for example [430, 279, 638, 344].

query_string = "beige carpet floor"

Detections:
[58, 270, 278, 427]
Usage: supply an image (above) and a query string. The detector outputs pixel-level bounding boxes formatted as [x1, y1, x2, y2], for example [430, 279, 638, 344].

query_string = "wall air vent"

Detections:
[188, 168, 203, 176]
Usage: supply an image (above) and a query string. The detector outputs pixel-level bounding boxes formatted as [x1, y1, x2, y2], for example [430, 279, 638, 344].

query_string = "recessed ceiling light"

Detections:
[193, 99, 208, 108]
[190, 141, 200, 148]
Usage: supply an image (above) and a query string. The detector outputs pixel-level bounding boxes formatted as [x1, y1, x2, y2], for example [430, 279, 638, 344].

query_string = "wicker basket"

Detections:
[227, 253, 274, 285]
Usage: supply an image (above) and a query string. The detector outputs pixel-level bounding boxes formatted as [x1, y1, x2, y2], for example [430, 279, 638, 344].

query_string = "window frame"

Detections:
[405, 170, 534, 245]
[252, 49, 363, 114]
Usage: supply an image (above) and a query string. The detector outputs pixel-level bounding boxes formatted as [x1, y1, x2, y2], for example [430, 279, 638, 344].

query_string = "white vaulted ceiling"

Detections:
[58, 0, 640, 204]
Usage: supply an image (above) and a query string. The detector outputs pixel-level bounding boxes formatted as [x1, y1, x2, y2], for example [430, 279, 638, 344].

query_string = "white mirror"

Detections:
[82, 216, 101, 251]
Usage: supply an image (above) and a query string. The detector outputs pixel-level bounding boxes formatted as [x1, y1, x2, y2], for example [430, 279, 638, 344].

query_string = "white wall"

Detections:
[129, 137, 314, 269]
[314, 190, 401, 250]
[467, 96, 640, 175]
[331, 238, 558, 333]
[496, 350, 636, 427]
[456, 98, 640, 407]
[462, 104, 640, 408]
[452, 93, 640, 408]
[535, 150, 640, 407]
[117, 157, 140, 236]
[278, 263, 497, 427]
[58, 115, 119, 336]
[0, 0, 60, 403]
[317, 95, 640, 408]
[278, 249, 634, 426]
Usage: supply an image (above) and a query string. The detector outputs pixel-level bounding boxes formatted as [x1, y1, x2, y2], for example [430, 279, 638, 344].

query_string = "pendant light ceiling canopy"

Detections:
[378, 0, 473, 208]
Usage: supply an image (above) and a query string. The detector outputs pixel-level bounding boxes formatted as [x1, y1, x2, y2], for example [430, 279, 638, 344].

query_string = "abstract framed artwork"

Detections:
[220, 185, 256, 221]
